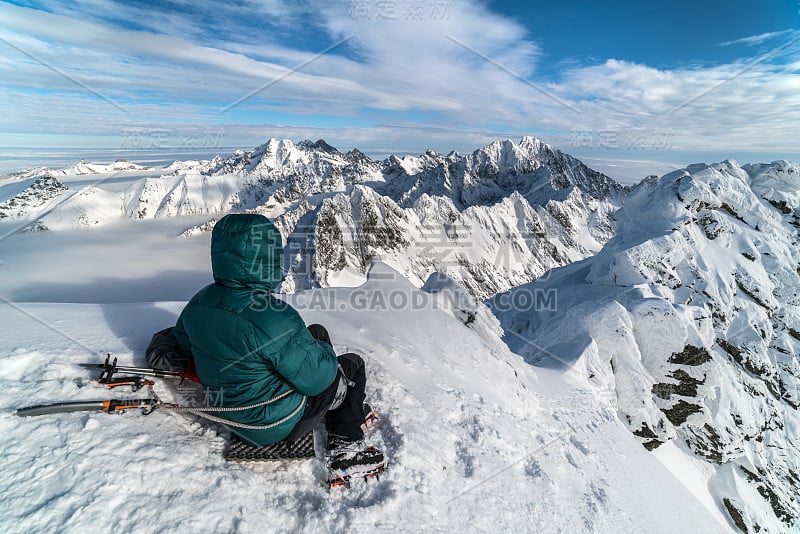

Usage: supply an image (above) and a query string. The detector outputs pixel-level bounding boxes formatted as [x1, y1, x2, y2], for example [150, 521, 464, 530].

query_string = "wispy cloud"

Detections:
[0, 2, 542, 117]
[553, 55, 800, 151]
[0, 3, 368, 102]
[716, 29, 798, 47]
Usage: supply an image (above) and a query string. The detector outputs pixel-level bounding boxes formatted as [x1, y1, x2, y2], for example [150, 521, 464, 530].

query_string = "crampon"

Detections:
[327, 462, 387, 489]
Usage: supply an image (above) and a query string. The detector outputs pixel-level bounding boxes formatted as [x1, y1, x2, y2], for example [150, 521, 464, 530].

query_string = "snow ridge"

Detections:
[490, 159, 800, 533]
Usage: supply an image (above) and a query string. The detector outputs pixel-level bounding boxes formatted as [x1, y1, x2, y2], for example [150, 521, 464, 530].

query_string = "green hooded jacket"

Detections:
[172, 214, 338, 445]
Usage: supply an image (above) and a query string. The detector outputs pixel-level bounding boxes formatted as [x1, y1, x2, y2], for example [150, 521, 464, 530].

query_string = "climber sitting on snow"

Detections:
[171, 213, 383, 474]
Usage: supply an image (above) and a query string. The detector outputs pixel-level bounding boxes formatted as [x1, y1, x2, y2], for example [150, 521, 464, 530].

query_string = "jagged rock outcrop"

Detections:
[0, 175, 68, 220]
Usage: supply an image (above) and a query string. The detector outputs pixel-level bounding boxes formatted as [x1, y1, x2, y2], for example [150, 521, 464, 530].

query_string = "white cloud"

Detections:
[716, 29, 798, 47]
[549, 53, 800, 153]
[0, 1, 546, 116]
[0, 3, 368, 100]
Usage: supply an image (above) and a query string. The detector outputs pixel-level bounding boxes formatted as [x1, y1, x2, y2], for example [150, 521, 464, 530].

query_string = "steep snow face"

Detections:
[299, 184, 608, 300]
[490, 160, 800, 533]
[123, 172, 242, 220]
[745, 160, 800, 222]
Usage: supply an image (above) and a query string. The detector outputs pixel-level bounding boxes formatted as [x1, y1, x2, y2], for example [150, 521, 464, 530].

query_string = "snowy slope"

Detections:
[490, 160, 800, 533]
[0, 261, 727, 534]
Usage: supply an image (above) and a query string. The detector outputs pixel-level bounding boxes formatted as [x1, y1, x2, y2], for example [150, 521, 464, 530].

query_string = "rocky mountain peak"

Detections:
[296, 138, 340, 154]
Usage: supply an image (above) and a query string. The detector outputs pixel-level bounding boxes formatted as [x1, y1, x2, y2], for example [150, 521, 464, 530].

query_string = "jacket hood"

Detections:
[211, 214, 284, 290]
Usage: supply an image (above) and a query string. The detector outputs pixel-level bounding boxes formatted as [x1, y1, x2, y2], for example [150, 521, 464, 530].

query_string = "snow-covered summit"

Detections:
[745, 160, 800, 219]
[12, 159, 150, 179]
[382, 136, 625, 209]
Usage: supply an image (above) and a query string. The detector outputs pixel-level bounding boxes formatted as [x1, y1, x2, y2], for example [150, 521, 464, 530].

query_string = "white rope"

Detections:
[159, 388, 307, 430]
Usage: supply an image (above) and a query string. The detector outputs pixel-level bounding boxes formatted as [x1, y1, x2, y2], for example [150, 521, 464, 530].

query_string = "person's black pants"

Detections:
[284, 324, 366, 442]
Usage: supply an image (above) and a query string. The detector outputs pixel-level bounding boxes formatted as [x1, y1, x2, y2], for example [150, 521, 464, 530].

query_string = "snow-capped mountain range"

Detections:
[0, 137, 624, 299]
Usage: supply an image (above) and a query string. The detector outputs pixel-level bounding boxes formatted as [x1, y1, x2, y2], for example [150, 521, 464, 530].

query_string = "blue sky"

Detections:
[490, 1, 798, 71]
[0, 0, 798, 181]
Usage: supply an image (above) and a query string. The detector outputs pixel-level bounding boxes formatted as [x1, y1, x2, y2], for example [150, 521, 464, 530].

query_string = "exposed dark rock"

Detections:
[766, 198, 793, 215]
[717, 338, 742, 360]
[632, 422, 658, 439]
[314, 209, 347, 272]
[653, 369, 705, 399]
[720, 202, 746, 222]
[687, 423, 724, 464]
[668, 345, 712, 366]
[718, 338, 774, 379]
[633, 423, 664, 451]
[699, 211, 724, 239]
[359, 196, 408, 254]
[0, 175, 68, 220]
[723, 498, 749, 533]
[788, 470, 800, 490]
[545, 202, 574, 232]
[662, 399, 703, 426]
[297, 139, 340, 155]
[642, 440, 663, 451]
[788, 328, 800, 342]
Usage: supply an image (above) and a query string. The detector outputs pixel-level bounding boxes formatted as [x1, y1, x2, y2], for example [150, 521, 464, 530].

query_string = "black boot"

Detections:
[326, 433, 385, 475]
